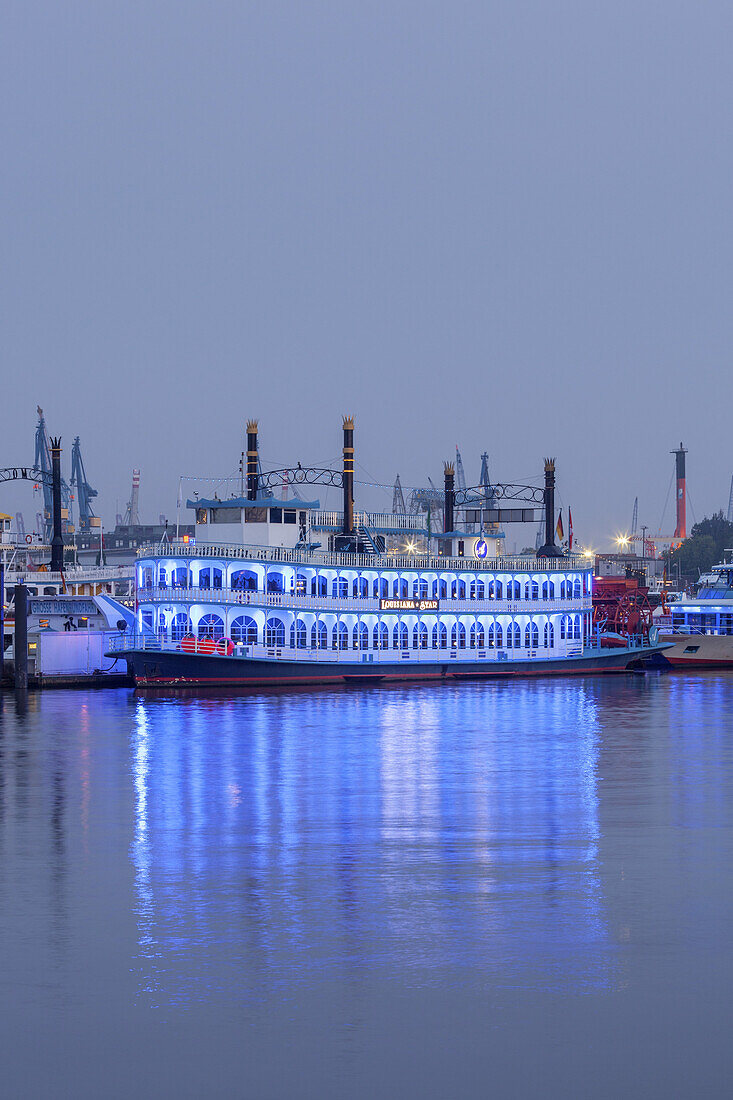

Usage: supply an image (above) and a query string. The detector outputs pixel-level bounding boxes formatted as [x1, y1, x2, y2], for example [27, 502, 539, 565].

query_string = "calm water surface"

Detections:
[1, 674, 732, 1097]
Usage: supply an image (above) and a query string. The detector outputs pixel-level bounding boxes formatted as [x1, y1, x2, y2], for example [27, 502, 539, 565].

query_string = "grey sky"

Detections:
[2, 2, 731, 548]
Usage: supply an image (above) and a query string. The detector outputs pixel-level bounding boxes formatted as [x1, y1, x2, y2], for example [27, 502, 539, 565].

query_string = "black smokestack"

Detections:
[537, 457, 563, 559]
[443, 462, 455, 534]
[342, 416, 354, 536]
[246, 420, 259, 501]
[50, 437, 64, 573]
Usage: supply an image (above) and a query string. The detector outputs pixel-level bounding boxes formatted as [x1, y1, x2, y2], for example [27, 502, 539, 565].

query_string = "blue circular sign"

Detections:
[475, 538, 488, 559]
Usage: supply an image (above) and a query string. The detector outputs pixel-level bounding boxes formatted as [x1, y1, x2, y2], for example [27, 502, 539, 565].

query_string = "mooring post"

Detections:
[14, 582, 28, 693]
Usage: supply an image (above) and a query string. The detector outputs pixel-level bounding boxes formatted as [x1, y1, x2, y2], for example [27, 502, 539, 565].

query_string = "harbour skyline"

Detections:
[2, 3, 733, 543]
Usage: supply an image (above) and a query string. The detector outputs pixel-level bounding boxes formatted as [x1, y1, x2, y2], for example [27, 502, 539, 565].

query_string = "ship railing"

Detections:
[312, 510, 423, 531]
[136, 586, 591, 614]
[1, 565, 134, 584]
[107, 632, 617, 662]
[135, 541, 591, 573]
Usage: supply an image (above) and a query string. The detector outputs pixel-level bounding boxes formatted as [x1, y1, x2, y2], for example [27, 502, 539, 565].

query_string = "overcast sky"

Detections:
[2, 1, 731, 548]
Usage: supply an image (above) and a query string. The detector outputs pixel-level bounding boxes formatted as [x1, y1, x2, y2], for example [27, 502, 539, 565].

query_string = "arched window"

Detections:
[232, 569, 258, 592]
[353, 576, 368, 598]
[488, 622, 502, 649]
[432, 621, 448, 649]
[470, 622, 485, 649]
[414, 578, 429, 598]
[353, 622, 369, 649]
[560, 615, 572, 640]
[542, 580, 555, 600]
[332, 576, 348, 598]
[311, 575, 328, 597]
[290, 619, 307, 649]
[439, 579, 448, 598]
[531, 581, 539, 600]
[141, 610, 154, 633]
[413, 622, 428, 649]
[574, 615, 582, 640]
[544, 621, 554, 648]
[524, 622, 539, 649]
[573, 578, 582, 599]
[198, 568, 210, 589]
[267, 572, 285, 594]
[141, 567, 154, 589]
[471, 579, 485, 600]
[506, 622, 521, 648]
[456, 579, 466, 599]
[495, 580, 503, 600]
[373, 621, 389, 650]
[295, 572, 307, 595]
[198, 613, 225, 640]
[172, 566, 187, 589]
[231, 615, 258, 645]
[508, 579, 521, 600]
[311, 620, 328, 649]
[451, 622, 466, 649]
[393, 621, 409, 649]
[332, 621, 348, 650]
[171, 612, 191, 641]
[393, 577, 408, 598]
[266, 617, 286, 647]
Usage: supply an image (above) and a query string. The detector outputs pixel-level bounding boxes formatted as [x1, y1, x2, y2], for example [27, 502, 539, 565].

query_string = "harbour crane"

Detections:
[392, 474, 406, 515]
[70, 436, 98, 530]
[34, 407, 72, 541]
[123, 469, 141, 526]
[455, 447, 467, 531]
[631, 497, 638, 536]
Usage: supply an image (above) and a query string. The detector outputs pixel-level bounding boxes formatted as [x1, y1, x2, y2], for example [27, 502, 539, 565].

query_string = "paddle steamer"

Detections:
[109, 419, 668, 686]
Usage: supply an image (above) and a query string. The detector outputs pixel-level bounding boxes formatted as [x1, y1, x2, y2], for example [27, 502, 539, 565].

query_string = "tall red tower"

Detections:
[672, 442, 687, 539]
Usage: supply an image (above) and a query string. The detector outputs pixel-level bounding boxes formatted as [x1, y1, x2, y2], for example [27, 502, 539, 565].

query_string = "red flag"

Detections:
[568, 508, 573, 550]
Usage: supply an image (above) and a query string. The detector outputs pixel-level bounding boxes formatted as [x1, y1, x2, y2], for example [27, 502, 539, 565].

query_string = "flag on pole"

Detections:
[556, 510, 564, 542]
[568, 508, 573, 550]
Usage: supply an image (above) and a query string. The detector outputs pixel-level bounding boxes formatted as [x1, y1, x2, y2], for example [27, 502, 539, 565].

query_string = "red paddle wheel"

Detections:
[592, 576, 654, 640]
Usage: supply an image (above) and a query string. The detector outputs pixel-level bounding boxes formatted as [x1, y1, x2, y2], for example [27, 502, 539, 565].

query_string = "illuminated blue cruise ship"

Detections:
[109, 419, 667, 686]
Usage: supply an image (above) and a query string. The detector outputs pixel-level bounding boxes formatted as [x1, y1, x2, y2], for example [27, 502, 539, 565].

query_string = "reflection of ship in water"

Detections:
[129, 682, 614, 1004]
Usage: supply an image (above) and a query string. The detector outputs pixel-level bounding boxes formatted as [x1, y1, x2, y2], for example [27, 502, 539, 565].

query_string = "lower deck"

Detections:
[109, 637, 667, 687]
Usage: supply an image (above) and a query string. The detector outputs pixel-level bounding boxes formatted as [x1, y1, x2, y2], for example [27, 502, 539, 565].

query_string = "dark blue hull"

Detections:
[112, 644, 668, 688]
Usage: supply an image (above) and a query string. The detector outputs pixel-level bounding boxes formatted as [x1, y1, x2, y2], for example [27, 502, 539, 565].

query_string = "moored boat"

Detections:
[107, 418, 671, 687]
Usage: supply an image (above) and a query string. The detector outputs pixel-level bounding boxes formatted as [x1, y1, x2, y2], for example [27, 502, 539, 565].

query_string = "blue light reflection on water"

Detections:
[127, 680, 611, 1006]
[3, 674, 733, 1096]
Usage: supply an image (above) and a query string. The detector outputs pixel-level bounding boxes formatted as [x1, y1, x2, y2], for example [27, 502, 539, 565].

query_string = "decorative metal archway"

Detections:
[0, 465, 53, 488]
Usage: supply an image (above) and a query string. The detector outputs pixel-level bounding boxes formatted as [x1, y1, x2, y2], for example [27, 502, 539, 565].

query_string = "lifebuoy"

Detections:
[25, 534, 32, 544]
[181, 634, 196, 653]
[198, 638, 216, 655]
[216, 638, 235, 656]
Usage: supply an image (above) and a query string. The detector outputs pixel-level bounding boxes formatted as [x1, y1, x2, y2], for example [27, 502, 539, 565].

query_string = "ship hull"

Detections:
[113, 644, 669, 688]
[658, 633, 733, 668]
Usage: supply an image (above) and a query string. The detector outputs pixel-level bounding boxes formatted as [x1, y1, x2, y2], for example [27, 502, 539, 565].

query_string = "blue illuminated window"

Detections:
[198, 613, 224, 640]
[266, 617, 285, 646]
[432, 622, 447, 649]
[311, 621, 328, 649]
[373, 621, 389, 650]
[231, 615, 258, 645]
[413, 622, 428, 649]
[353, 622, 369, 649]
